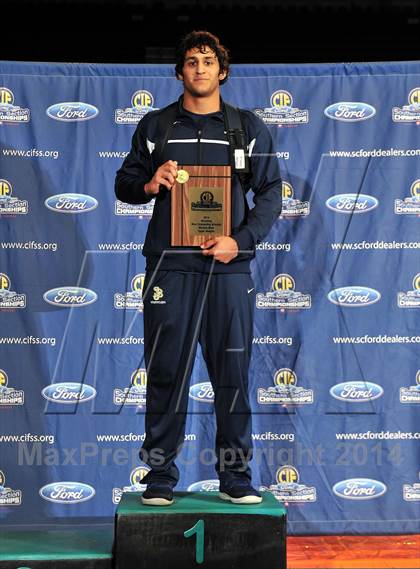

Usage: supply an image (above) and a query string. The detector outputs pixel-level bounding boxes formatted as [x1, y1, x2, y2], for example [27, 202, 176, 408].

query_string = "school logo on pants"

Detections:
[151, 286, 166, 304]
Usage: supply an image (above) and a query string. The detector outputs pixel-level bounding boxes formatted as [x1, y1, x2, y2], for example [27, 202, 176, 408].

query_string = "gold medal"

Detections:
[176, 169, 189, 184]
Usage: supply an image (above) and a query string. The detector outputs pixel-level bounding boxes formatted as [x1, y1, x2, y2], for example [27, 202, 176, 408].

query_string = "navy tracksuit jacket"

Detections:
[115, 95, 282, 486]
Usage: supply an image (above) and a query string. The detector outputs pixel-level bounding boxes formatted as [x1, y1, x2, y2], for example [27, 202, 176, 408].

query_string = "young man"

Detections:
[115, 31, 282, 506]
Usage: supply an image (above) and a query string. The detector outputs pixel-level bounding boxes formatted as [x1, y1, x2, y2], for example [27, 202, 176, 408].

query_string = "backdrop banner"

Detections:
[0, 60, 419, 535]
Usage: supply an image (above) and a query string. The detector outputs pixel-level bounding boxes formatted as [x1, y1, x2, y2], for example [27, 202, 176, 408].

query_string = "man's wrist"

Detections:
[232, 228, 254, 252]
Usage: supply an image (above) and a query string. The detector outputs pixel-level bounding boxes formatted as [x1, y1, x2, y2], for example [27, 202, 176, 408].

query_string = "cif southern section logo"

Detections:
[333, 478, 386, 500]
[256, 274, 311, 310]
[392, 88, 420, 123]
[189, 381, 215, 404]
[39, 482, 95, 503]
[258, 368, 313, 405]
[0, 369, 24, 406]
[114, 273, 144, 311]
[326, 193, 378, 214]
[46, 102, 99, 122]
[328, 286, 381, 307]
[254, 91, 309, 126]
[0, 179, 29, 215]
[114, 90, 157, 124]
[187, 480, 219, 492]
[0, 273, 26, 310]
[281, 181, 310, 218]
[394, 179, 420, 215]
[44, 287, 97, 307]
[400, 370, 420, 404]
[403, 473, 420, 501]
[0, 87, 30, 124]
[260, 466, 316, 503]
[0, 470, 22, 506]
[191, 191, 222, 211]
[42, 382, 97, 404]
[112, 466, 150, 504]
[114, 368, 147, 407]
[45, 194, 98, 213]
[330, 381, 383, 403]
[398, 273, 420, 308]
[115, 197, 154, 217]
[324, 102, 376, 122]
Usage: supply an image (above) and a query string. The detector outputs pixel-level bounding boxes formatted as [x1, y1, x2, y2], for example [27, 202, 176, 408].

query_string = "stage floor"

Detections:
[0, 524, 418, 569]
[288, 535, 420, 569]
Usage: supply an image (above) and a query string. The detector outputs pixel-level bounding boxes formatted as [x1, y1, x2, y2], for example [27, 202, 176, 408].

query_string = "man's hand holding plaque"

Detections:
[200, 236, 239, 264]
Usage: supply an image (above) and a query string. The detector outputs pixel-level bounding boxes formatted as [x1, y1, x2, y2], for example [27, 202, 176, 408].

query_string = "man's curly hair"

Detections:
[175, 31, 230, 85]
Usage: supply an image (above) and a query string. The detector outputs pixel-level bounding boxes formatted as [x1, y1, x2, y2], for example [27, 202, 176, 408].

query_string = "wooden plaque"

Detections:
[171, 165, 231, 246]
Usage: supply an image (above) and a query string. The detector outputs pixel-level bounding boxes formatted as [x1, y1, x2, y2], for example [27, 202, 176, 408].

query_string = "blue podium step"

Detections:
[114, 491, 287, 569]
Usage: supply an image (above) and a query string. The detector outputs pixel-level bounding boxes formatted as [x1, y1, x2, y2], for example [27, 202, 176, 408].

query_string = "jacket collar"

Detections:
[177, 95, 225, 122]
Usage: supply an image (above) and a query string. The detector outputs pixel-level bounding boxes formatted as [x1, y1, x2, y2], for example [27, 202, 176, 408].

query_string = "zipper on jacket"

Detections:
[197, 129, 202, 163]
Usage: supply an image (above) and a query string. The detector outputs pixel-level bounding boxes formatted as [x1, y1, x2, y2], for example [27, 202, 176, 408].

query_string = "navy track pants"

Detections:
[139, 269, 256, 487]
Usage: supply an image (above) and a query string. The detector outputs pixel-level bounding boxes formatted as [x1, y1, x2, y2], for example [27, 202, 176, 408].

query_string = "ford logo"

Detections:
[39, 482, 95, 504]
[42, 382, 97, 404]
[45, 193, 98, 213]
[328, 286, 381, 307]
[43, 287, 97, 307]
[46, 102, 99, 122]
[330, 381, 383, 402]
[189, 382, 214, 403]
[326, 194, 378, 214]
[333, 478, 387, 500]
[324, 102, 376, 122]
[187, 480, 219, 492]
